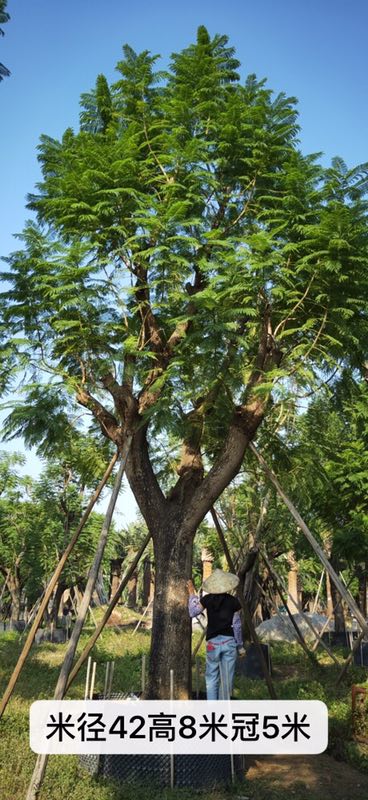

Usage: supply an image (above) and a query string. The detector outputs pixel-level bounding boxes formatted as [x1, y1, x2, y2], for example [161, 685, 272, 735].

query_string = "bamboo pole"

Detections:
[132, 598, 153, 635]
[107, 661, 115, 697]
[89, 661, 97, 699]
[84, 656, 92, 700]
[210, 505, 277, 699]
[195, 656, 200, 699]
[25, 439, 131, 800]
[192, 628, 206, 661]
[103, 662, 111, 698]
[0, 450, 119, 721]
[66, 530, 151, 691]
[249, 443, 368, 637]
[312, 570, 325, 613]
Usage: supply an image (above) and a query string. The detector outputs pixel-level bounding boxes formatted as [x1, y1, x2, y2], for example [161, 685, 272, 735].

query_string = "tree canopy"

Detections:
[2, 26, 368, 696]
[2, 28, 368, 492]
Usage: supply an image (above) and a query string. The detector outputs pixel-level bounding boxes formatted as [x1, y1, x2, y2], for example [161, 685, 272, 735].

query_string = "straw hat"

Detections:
[202, 569, 239, 594]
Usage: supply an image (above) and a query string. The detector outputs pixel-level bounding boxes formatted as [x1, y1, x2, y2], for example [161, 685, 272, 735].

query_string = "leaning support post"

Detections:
[0, 451, 119, 721]
[210, 506, 277, 700]
[25, 437, 131, 800]
[192, 628, 206, 662]
[249, 443, 368, 638]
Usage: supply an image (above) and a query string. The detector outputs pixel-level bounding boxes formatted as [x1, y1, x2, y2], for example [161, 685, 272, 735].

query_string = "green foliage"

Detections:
[0, 444, 124, 610]
[1, 26, 368, 506]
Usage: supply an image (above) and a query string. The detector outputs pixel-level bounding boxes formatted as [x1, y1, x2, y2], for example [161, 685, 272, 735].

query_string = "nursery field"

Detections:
[1, 616, 368, 800]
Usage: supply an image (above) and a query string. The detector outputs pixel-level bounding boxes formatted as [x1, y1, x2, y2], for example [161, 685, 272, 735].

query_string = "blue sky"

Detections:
[1, 0, 367, 521]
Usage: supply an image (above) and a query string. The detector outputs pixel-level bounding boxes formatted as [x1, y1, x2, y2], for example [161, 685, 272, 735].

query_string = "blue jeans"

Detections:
[205, 635, 237, 700]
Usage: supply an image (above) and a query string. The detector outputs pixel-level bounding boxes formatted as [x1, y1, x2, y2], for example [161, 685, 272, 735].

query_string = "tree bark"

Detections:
[127, 570, 138, 609]
[110, 558, 124, 601]
[287, 550, 300, 615]
[330, 554, 346, 633]
[356, 565, 368, 617]
[51, 582, 67, 626]
[147, 525, 193, 699]
[325, 570, 333, 616]
[7, 571, 22, 626]
[142, 557, 154, 606]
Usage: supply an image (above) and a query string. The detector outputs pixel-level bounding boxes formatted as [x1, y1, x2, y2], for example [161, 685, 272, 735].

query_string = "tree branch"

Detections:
[125, 424, 167, 532]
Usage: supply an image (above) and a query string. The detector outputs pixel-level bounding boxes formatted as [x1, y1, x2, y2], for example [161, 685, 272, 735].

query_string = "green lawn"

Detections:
[1, 618, 368, 800]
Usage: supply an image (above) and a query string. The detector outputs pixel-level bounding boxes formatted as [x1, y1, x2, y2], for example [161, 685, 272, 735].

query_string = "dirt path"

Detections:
[245, 753, 368, 800]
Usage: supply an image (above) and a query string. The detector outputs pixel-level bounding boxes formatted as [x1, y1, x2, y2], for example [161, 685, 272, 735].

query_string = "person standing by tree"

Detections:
[187, 569, 245, 699]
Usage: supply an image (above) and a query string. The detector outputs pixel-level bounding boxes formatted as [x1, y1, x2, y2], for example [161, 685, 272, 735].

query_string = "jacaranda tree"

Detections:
[2, 27, 368, 697]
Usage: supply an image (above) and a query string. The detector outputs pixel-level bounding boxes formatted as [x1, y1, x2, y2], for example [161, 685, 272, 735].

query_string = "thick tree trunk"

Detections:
[330, 555, 346, 633]
[147, 526, 193, 699]
[142, 557, 154, 606]
[110, 558, 124, 601]
[7, 573, 22, 625]
[325, 569, 333, 616]
[287, 550, 300, 615]
[123, 404, 269, 699]
[51, 582, 66, 626]
[356, 565, 368, 617]
[127, 570, 138, 608]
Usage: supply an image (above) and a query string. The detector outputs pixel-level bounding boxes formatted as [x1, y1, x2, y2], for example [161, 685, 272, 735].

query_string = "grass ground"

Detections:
[1, 612, 368, 800]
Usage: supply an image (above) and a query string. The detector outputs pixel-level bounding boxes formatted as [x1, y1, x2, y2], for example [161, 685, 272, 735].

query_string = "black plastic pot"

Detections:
[354, 642, 368, 667]
[81, 751, 244, 789]
[79, 693, 245, 789]
[235, 643, 272, 679]
[322, 631, 356, 648]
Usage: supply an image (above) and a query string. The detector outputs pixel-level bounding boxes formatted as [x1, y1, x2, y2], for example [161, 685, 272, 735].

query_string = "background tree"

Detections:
[2, 27, 368, 697]
[0, 441, 124, 627]
[0, 451, 34, 624]
[285, 375, 368, 626]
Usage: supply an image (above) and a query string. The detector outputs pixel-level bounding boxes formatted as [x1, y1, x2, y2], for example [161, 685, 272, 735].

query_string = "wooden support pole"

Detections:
[210, 506, 277, 700]
[25, 439, 131, 800]
[0, 451, 119, 721]
[192, 628, 206, 662]
[132, 598, 153, 635]
[312, 570, 325, 613]
[84, 656, 92, 700]
[141, 655, 146, 695]
[107, 661, 115, 697]
[89, 661, 97, 699]
[103, 662, 111, 698]
[249, 443, 368, 637]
